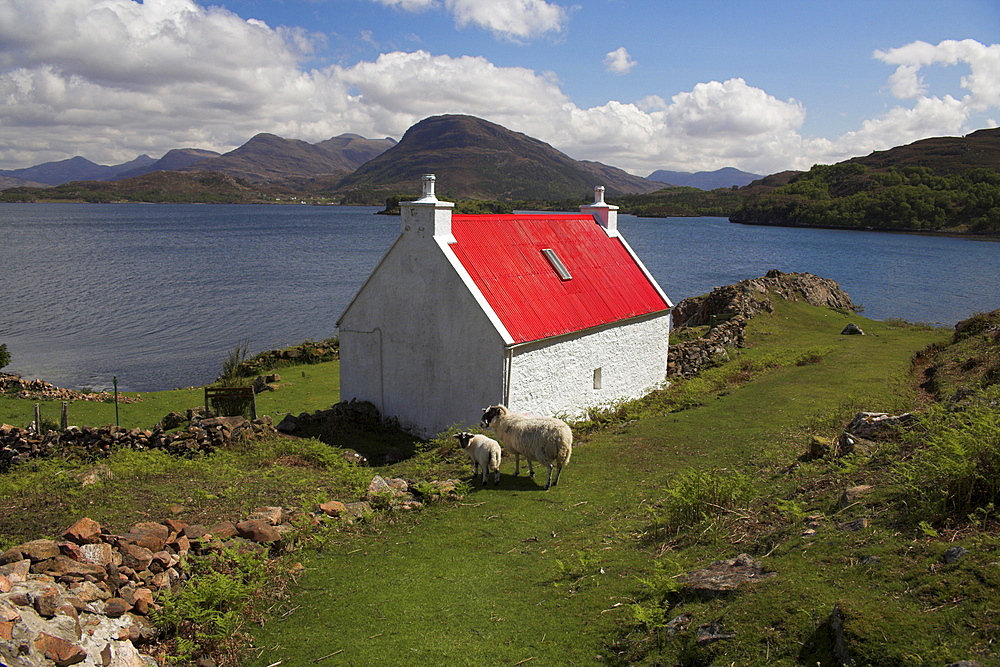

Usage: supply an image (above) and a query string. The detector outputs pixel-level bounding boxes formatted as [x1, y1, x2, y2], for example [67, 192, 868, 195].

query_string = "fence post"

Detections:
[61, 402, 68, 429]
[113, 376, 119, 427]
[33, 403, 41, 433]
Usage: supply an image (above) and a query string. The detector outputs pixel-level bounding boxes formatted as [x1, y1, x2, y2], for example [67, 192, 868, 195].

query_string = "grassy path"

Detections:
[248, 302, 948, 666]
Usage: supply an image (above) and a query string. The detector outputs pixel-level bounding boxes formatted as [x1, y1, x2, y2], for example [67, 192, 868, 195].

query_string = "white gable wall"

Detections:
[507, 311, 671, 419]
[338, 232, 507, 438]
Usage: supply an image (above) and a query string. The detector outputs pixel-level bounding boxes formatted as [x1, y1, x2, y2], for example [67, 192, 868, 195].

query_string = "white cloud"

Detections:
[371, 0, 438, 9]
[604, 47, 636, 75]
[876, 39, 1000, 111]
[368, 0, 568, 40]
[0, 4, 997, 179]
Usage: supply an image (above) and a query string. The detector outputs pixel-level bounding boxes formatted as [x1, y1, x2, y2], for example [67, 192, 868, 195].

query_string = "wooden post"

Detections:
[61, 402, 68, 429]
[33, 403, 41, 433]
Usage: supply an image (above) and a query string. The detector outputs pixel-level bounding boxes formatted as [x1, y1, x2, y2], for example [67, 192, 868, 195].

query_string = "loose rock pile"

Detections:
[0, 472, 465, 667]
[0, 416, 277, 472]
[667, 270, 857, 378]
[0, 375, 141, 404]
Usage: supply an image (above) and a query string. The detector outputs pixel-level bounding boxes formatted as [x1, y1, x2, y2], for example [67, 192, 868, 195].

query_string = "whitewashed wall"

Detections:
[507, 312, 671, 419]
[339, 232, 507, 438]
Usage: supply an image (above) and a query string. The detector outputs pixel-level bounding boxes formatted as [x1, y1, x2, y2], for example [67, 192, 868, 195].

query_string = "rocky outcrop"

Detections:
[667, 270, 856, 378]
[0, 416, 277, 472]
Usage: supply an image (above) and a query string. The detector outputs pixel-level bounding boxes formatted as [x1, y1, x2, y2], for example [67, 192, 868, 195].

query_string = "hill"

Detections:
[179, 133, 396, 184]
[648, 166, 761, 190]
[0, 154, 157, 185]
[846, 126, 1000, 174]
[112, 148, 221, 180]
[335, 114, 663, 202]
[0, 171, 277, 204]
[729, 127, 1000, 233]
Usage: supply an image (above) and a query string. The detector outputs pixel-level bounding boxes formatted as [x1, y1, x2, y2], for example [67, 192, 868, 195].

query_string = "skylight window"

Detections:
[541, 248, 572, 280]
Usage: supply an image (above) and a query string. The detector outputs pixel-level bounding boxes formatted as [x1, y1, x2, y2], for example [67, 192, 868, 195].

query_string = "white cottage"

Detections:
[337, 175, 673, 438]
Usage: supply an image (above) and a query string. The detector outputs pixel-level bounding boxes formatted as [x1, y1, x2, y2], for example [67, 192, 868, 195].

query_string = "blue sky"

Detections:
[1, 0, 997, 176]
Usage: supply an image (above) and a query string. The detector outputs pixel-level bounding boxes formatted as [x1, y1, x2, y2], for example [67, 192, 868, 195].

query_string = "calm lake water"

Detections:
[2, 203, 998, 392]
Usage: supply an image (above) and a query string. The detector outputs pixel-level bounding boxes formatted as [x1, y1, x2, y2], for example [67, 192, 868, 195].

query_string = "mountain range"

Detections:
[0, 115, 733, 200]
[2, 117, 997, 203]
[647, 167, 762, 190]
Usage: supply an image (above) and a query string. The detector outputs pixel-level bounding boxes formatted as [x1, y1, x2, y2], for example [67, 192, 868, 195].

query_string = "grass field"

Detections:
[6, 297, 1000, 665]
[244, 301, 985, 666]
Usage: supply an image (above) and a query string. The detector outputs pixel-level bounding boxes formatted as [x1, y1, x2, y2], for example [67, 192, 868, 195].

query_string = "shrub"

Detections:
[892, 387, 1000, 523]
[648, 468, 753, 541]
[0, 343, 9, 370]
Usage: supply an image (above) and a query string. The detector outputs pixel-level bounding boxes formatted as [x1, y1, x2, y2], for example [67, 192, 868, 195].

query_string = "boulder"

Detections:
[841, 323, 865, 335]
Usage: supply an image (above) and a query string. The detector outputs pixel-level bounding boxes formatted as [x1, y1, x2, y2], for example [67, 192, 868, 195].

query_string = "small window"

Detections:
[541, 248, 572, 280]
[593, 367, 602, 390]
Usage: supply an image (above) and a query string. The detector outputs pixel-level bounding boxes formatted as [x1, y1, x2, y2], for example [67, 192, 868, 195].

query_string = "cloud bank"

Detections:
[0, 0, 997, 177]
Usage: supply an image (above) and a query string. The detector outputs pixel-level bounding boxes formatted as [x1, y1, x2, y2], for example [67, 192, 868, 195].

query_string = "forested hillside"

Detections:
[730, 163, 1000, 233]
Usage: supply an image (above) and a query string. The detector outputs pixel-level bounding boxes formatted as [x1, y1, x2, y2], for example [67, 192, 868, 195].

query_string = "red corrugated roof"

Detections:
[450, 214, 670, 344]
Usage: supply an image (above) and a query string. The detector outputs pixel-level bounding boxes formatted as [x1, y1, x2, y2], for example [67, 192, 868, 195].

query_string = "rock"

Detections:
[837, 518, 869, 532]
[806, 436, 832, 460]
[830, 605, 852, 666]
[838, 485, 872, 509]
[157, 411, 188, 430]
[681, 554, 776, 598]
[841, 323, 865, 335]
[276, 414, 298, 433]
[318, 500, 347, 517]
[696, 620, 735, 644]
[63, 517, 103, 545]
[75, 464, 113, 486]
[103, 597, 130, 618]
[844, 411, 915, 441]
[367, 475, 393, 498]
[18, 539, 62, 562]
[207, 521, 238, 539]
[32, 555, 107, 578]
[247, 507, 284, 526]
[235, 520, 281, 544]
[34, 632, 88, 666]
[944, 545, 969, 564]
[341, 449, 368, 466]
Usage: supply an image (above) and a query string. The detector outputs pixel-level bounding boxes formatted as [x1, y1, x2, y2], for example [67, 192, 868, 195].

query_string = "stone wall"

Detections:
[667, 270, 856, 378]
[0, 416, 276, 473]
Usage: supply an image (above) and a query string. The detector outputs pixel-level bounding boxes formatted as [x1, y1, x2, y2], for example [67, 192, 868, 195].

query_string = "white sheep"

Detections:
[454, 431, 502, 486]
[480, 405, 572, 490]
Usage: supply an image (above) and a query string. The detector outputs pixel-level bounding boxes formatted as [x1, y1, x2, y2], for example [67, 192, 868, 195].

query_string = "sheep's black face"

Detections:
[481, 406, 500, 428]
[454, 432, 472, 448]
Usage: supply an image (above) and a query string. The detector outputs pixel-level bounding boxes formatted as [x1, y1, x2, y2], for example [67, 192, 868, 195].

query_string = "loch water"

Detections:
[1, 203, 998, 392]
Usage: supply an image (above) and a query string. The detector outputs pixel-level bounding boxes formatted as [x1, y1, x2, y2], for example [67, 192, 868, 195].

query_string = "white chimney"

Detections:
[580, 185, 618, 233]
[401, 174, 454, 237]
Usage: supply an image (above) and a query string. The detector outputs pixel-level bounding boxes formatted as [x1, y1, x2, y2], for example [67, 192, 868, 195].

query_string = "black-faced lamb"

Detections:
[454, 431, 502, 486]
[480, 405, 572, 490]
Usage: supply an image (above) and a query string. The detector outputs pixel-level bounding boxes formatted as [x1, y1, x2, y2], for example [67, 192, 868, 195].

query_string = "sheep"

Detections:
[480, 405, 572, 490]
[454, 431, 502, 486]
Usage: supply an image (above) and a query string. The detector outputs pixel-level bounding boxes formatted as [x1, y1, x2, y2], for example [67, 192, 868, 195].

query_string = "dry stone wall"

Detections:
[0, 416, 276, 473]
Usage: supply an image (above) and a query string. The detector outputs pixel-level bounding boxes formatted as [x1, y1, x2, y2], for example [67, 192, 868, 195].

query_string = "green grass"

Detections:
[246, 302, 968, 666]
[10, 299, 1000, 666]
[0, 359, 341, 430]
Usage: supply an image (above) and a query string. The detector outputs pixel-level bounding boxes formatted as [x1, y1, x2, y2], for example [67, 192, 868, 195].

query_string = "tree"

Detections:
[0, 344, 9, 371]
